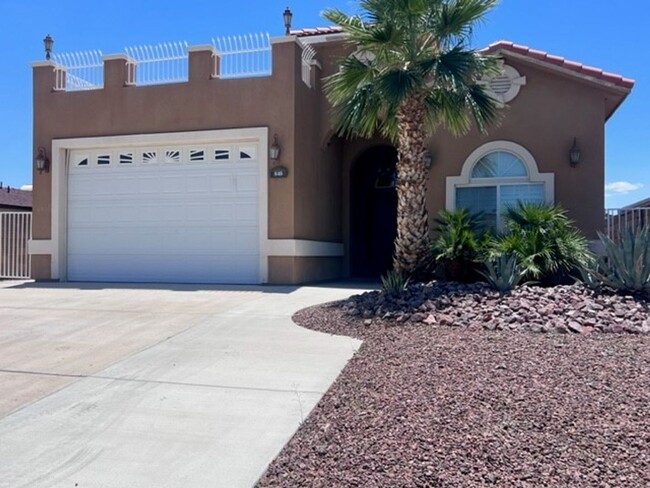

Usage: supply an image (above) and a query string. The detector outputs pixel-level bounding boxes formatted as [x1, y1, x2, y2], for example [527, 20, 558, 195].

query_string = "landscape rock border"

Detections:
[341, 282, 650, 335]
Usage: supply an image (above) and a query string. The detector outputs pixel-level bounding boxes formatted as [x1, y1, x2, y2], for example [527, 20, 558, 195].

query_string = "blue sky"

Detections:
[1, 0, 647, 207]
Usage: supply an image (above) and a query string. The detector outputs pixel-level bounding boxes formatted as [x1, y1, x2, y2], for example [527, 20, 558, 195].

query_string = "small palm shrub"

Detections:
[479, 254, 526, 294]
[380, 270, 410, 295]
[431, 209, 486, 282]
[579, 226, 650, 297]
[488, 203, 589, 285]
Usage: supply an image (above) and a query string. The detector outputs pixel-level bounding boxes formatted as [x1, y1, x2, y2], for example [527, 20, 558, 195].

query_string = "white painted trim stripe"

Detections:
[28, 240, 54, 255]
[268, 240, 344, 257]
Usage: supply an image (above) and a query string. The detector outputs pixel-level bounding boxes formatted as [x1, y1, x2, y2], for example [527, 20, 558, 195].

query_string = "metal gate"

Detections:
[0, 212, 32, 279]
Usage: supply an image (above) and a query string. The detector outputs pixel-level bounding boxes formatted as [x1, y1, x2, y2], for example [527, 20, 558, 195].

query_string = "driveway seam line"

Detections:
[0, 369, 325, 395]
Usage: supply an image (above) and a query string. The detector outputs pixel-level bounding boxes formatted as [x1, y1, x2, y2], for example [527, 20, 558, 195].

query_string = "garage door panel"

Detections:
[211, 175, 235, 192]
[67, 139, 261, 284]
[187, 176, 211, 193]
[236, 174, 258, 192]
[234, 203, 258, 222]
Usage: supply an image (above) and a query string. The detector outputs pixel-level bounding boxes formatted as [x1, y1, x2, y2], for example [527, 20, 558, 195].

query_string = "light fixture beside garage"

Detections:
[35, 147, 49, 173]
[269, 134, 281, 161]
[269, 134, 288, 178]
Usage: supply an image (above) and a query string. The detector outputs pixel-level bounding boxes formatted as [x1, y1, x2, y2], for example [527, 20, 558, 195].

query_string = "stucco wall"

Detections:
[32, 35, 627, 283]
[424, 58, 608, 238]
[335, 54, 619, 276]
[32, 41, 302, 281]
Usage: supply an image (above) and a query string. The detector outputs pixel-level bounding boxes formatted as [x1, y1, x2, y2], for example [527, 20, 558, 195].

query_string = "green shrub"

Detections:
[580, 226, 650, 296]
[478, 254, 526, 294]
[488, 203, 589, 285]
[380, 270, 410, 295]
[431, 209, 486, 282]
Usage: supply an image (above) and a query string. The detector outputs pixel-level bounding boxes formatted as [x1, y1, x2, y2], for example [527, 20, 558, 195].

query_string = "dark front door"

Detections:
[350, 146, 398, 278]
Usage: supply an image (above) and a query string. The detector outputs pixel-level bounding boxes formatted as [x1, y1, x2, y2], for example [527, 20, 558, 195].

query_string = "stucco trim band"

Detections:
[268, 240, 344, 257]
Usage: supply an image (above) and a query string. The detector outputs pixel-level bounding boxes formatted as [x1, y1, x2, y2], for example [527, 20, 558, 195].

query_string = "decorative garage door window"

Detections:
[447, 142, 554, 231]
[70, 144, 258, 168]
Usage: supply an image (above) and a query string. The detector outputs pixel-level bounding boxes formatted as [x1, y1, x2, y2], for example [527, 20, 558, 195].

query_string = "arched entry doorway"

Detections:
[350, 145, 398, 278]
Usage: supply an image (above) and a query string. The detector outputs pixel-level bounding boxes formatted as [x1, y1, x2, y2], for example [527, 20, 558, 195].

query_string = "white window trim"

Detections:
[446, 140, 555, 216]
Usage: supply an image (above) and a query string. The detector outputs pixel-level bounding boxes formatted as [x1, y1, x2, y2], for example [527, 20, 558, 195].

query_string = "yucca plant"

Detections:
[380, 270, 410, 295]
[478, 254, 526, 294]
[489, 202, 590, 284]
[585, 226, 650, 296]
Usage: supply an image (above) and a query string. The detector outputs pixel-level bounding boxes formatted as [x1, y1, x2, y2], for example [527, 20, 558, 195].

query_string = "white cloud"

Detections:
[20, 184, 32, 191]
[604, 181, 643, 194]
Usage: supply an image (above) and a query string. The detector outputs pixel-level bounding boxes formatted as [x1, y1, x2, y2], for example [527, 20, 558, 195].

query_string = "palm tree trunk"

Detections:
[393, 96, 430, 275]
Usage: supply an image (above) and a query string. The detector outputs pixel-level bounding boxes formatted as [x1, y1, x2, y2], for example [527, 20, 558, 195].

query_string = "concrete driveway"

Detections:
[0, 281, 365, 488]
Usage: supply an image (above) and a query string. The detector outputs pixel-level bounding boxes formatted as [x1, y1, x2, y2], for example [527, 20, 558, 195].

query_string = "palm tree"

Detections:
[323, 0, 501, 274]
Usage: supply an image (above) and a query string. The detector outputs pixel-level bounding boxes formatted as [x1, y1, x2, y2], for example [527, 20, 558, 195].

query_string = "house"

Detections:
[0, 186, 32, 212]
[29, 26, 634, 284]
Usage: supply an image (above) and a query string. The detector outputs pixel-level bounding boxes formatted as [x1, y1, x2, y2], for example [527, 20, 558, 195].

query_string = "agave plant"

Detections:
[478, 254, 526, 294]
[586, 226, 650, 296]
[380, 270, 410, 295]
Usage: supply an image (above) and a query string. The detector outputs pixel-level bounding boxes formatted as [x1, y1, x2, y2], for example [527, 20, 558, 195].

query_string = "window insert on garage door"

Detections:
[189, 149, 206, 162]
[141, 150, 159, 164]
[73, 153, 90, 167]
[238, 145, 257, 161]
[97, 153, 111, 166]
[164, 150, 181, 163]
[119, 152, 134, 164]
[214, 147, 231, 161]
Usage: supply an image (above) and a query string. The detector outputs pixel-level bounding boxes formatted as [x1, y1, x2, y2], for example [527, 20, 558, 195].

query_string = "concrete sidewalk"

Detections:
[0, 283, 365, 488]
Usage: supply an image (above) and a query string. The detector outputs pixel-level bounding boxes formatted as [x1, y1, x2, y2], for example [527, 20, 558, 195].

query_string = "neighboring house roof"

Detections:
[624, 196, 650, 209]
[483, 41, 635, 90]
[0, 188, 32, 209]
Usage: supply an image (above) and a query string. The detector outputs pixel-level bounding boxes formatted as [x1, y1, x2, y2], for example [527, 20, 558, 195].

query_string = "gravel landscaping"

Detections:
[257, 284, 649, 487]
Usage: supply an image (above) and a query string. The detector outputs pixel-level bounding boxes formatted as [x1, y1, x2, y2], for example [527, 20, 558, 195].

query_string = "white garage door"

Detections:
[67, 140, 261, 284]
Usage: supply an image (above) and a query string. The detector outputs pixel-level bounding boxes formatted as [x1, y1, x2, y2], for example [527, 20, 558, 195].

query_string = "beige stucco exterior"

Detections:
[31, 34, 632, 284]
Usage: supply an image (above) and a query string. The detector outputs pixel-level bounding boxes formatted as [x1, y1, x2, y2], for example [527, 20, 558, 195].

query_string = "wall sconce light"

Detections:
[283, 7, 293, 36]
[569, 137, 581, 167]
[424, 150, 433, 169]
[269, 134, 281, 162]
[35, 147, 49, 173]
[43, 34, 53, 61]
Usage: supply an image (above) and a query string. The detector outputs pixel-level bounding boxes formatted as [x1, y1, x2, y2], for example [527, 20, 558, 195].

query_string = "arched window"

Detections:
[446, 141, 554, 230]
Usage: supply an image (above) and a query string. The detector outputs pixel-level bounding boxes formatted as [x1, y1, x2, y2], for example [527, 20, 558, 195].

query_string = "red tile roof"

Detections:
[0, 188, 32, 209]
[291, 26, 344, 37]
[291, 30, 634, 90]
[484, 40, 634, 90]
